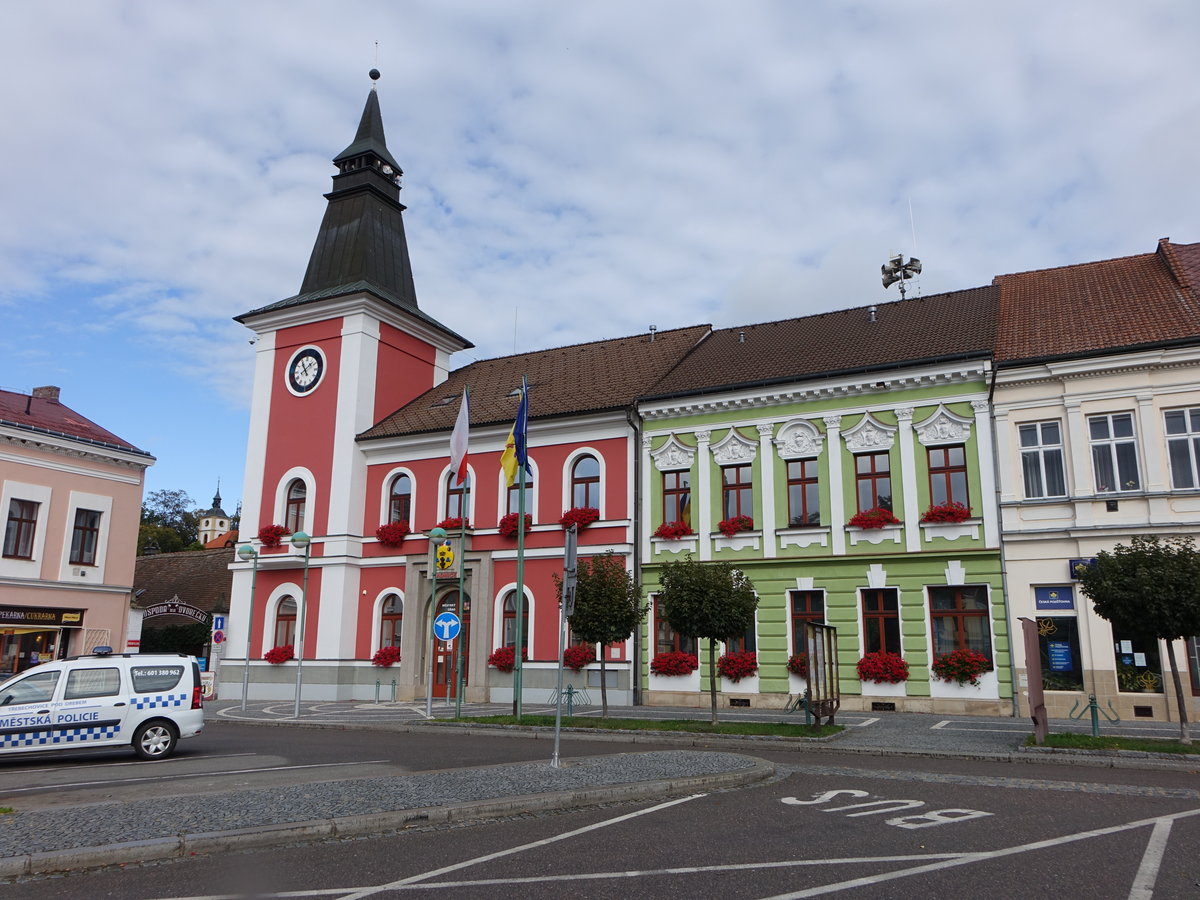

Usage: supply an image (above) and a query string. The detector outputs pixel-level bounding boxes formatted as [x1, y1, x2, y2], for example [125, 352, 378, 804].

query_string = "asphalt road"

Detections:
[4, 723, 1199, 899]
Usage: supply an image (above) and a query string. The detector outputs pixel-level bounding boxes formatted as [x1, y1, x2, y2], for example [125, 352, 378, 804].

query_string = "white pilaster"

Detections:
[641, 435, 653, 561]
[896, 408, 919, 552]
[824, 416, 845, 555]
[239, 331, 276, 535]
[1064, 399, 1092, 527]
[696, 430, 712, 561]
[757, 423, 777, 558]
[972, 400, 999, 548]
[1135, 392, 1166, 491]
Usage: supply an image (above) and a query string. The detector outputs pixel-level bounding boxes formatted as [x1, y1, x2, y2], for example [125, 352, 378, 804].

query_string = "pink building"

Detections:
[0, 385, 153, 674]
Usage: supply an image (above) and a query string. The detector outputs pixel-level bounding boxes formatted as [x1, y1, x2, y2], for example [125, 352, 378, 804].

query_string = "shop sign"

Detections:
[0, 606, 86, 627]
[143, 598, 209, 624]
[1035, 586, 1074, 610]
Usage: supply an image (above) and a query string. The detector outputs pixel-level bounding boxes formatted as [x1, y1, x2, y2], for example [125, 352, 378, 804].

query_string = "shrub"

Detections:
[786, 652, 809, 678]
[264, 644, 294, 664]
[371, 645, 401, 667]
[856, 651, 909, 683]
[487, 646, 528, 673]
[717, 515, 755, 537]
[716, 650, 758, 682]
[562, 644, 595, 671]
[931, 648, 991, 686]
[560, 507, 600, 531]
[650, 650, 699, 676]
[257, 524, 289, 548]
[848, 507, 901, 529]
[375, 521, 411, 546]
[654, 521, 695, 539]
[498, 512, 532, 538]
[920, 501, 972, 524]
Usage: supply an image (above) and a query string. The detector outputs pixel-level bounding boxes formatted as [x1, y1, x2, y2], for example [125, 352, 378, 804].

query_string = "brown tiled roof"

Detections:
[359, 324, 712, 440]
[133, 548, 234, 614]
[995, 240, 1200, 364]
[0, 388, 149, 456]
[203, 530, 239, 549]
[646, 286, 997, 399]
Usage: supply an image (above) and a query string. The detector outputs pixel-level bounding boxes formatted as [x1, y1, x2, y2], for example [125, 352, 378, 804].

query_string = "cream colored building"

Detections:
[993, 239, 1200, 723]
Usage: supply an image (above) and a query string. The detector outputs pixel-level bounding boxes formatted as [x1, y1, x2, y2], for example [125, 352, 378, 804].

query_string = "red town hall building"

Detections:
[223, 83, 691, 704]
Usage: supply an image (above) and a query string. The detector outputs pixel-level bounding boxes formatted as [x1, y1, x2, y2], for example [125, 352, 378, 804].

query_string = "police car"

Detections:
[0, 648, 204, 760]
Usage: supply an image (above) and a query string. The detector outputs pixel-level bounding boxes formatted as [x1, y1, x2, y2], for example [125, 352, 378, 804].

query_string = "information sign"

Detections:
[433, 611, 462, 642]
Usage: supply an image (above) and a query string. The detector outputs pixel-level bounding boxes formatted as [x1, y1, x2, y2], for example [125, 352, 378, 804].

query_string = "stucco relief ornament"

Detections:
[710, 429, 758, 465]
[843, 414, 896, 452]
[651, 435, 696, 473]
[774, 420, 825, 460]
[915, 405, 974, 447]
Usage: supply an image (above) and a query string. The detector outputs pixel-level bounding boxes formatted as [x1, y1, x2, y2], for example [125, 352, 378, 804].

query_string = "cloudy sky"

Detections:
[2, 1, 1197, 516]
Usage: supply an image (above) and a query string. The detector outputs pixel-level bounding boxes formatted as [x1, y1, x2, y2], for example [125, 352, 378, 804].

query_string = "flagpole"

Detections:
[454, 464, 467, 718]
[513, 464, 527, 721]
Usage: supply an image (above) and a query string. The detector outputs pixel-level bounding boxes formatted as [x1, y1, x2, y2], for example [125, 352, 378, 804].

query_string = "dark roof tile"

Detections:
[0, 389, 149, 456]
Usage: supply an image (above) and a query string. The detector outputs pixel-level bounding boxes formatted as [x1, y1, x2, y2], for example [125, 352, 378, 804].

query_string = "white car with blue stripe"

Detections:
[0, 648, 204, 760]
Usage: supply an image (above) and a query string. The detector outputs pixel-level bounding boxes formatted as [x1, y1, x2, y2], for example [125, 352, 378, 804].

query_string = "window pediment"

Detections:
[651, 435, 696, 472]
[774, 419, 824, 460]
[842, 413, 896, 452]
[914, 405, 973, 446]
[710, 429, 757, 465]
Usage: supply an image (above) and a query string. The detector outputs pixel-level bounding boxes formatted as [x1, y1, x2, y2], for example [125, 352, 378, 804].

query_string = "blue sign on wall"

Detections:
[1068, 558, 1097, 579]
[1047, 641, 1073, 671]
[1035, 586, 1075, 610]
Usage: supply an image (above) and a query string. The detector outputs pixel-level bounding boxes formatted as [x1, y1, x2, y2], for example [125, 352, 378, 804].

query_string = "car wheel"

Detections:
[133, 721, 178, 760]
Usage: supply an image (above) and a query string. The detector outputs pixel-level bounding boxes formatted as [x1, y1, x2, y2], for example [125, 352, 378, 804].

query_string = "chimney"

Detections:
[32, 386, 60, 402]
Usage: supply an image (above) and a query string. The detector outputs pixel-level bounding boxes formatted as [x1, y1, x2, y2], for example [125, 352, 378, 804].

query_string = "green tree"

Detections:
[554, 552, 647, 717]
[1075, 535, 1200, 744]
[139, 489, 201, 554]
[658, 555, 758, 724]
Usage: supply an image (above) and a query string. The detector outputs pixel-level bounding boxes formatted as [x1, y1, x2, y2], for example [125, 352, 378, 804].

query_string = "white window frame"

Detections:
[274, 467, 316, 536]
[1164, 407, 1200, 490]
[0, 482, 51, 579]
[1088, 411, 1141, 493]
[379, 467, 417, 527]
[1018, 421, 1067, 499]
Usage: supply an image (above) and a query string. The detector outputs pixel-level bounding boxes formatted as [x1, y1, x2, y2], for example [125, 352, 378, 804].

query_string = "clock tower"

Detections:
[230, 72, 471, 677]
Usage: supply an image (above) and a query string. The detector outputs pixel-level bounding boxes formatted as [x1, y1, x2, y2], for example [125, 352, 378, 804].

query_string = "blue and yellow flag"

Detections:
[500, 377, 531, 487]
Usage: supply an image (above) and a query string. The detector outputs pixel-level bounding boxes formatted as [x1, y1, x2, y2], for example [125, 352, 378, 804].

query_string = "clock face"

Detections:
[287, 348, 325, 395]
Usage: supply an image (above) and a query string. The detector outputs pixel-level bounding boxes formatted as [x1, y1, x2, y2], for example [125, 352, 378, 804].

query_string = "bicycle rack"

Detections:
[1068, 693, 1120, 737]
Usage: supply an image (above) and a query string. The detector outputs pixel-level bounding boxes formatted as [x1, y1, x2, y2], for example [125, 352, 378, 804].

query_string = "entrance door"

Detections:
[1, 630, 59, 675]
[431, 591, 471, 699]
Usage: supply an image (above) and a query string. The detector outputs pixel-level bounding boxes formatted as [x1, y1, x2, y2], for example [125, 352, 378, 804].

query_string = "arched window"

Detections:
[380, 594, 402, 648]
[445, 471, 472, 521]
[502, 590, 529, 652]
[285, 480, 307, 532]
[570, 455, 601, 509]
[275, 596, 297, 647]
[389, 475, 412, 524]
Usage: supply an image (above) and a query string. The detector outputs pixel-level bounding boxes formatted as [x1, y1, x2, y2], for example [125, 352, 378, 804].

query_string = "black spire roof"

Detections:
[235, 76, 471, 349]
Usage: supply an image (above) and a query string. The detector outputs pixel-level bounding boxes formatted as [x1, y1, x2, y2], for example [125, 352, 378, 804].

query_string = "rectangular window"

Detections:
[662, 470, 691, 524]
[1037, 616, 1084, 691]
[1019, 421, 1067, 498]
[446, 473, 472, 521]
[64, 667, 121, 700]
[505, 470, 533, 515]
[861, 588, 900, 655]
[653, 595, 696, 656]
[929, 586, 993, 660]
[69, 509, 102, 565]
[1188, 636, 1200, 696]
[1089, 412, 1141, 492]
[790, 590, 825, 654]
[786, 460, 820, 526]
[1113, 629, 1162, 694]
[855, 453, 891, 511]
[726, 624, 756, 654]
[1165, 408, 1200, 490]
[3, 499, 39, 559]
[721, 464, 753, 519]
[927, 445, 968, 507]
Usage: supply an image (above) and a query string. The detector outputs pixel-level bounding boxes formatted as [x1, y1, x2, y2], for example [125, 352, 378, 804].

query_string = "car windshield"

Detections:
[0, 670, 60, 706]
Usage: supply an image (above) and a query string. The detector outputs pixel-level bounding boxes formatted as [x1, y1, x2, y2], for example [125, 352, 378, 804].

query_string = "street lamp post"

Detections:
[236, 544, 259, 712]
[290, 531, 312, 719]
[425, 526, 447, 718]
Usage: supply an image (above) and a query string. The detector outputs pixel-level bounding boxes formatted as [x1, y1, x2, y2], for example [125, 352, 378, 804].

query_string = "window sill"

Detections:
[919, 519, 981, 542]
[846, 524, 902, 546]
[712, 530, 761, 552]
[777, 527, 829, 550]
[651, 535, 698, 555]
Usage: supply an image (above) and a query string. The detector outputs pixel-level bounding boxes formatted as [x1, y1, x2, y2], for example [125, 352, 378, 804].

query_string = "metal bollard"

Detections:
[391, 680, 397, 702]
[1068, 693, 1120, 737]
[564, 684, 576, 717]
[374, 680, 381, 704]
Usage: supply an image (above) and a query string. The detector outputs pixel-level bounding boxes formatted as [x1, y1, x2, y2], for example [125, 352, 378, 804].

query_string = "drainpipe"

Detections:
[988, 364, 1021, 718]
[628, 405, 644, 706]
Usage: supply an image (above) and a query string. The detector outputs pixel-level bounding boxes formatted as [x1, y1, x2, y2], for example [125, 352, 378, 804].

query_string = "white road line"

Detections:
[2, 760, 388, 794]
[0, 752, 258, 774]
[1128, 817, 1172, 900]
[846, 717, 878, 728]
[757, 806, 1200, 899]
[333, 792, 708, 900]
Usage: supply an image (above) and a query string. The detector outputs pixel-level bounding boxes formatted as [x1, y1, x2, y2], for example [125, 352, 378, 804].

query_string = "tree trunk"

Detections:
[708, 639, 719, 725]
[1164, 641, 1192, 745]
[599, 651, 609, 718]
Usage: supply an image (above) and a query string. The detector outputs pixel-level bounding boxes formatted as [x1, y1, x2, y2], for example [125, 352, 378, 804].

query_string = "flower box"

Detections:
[264, 644, 294, 665]
[931, 649, 991, 686]
[498, 512, 532, 538]
[856, 651, 909, 684]
[436, 517, 471, 532]
[786, 653, 809, 679]
[257, 524, 290, 548]
[848, 507, 900, 529]
[717, 515, 754, 537]
[716, 650, 757, 682]
[562, 644, 595, 671]
[487, 646, 528, 673]
[654, 521, 694, 540]
[375, 521, 411, 546]
[920, 501, 972, 524]
[649, 650, 699, 677]
[371, 645, 401, 667]
[559, 507, 600, 531]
